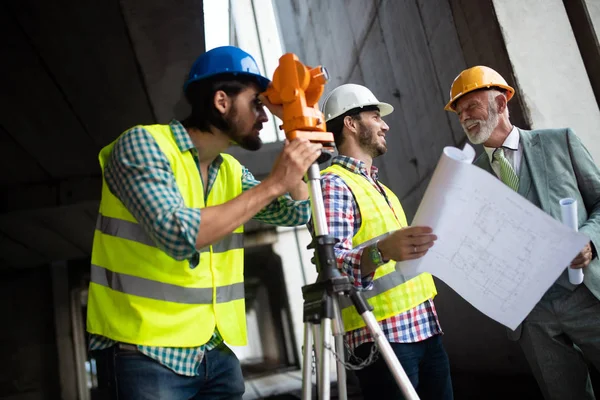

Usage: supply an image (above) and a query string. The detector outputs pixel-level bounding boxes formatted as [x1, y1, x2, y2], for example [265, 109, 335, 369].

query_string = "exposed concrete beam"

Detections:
[119, 0, 206, 123]
[0, 176, 101, 214]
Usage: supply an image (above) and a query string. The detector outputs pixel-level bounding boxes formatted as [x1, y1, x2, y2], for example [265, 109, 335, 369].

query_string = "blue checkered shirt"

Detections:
[89, 120, 311, 376]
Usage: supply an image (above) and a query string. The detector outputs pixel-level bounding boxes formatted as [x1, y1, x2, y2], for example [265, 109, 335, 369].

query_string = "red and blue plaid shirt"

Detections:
[316, 155, 442, 350]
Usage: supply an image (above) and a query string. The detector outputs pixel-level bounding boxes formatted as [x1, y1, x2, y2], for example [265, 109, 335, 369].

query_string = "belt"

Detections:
[117, 343, 139, 352]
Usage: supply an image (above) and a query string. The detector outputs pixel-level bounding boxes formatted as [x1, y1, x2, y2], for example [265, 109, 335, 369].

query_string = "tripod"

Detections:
[300, 161, 419, 400]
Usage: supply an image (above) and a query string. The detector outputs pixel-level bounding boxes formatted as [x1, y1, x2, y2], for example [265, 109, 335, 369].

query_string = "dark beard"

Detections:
[358, 123, 386, 158]
[223, 106, 263, 151]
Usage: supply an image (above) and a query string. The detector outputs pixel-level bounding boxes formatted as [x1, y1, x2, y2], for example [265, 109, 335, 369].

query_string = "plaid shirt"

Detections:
[90, 120, 311, 376]
[317, 155, 442, 350]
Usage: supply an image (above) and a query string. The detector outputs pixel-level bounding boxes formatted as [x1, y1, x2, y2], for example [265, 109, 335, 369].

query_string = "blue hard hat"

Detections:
[184, 46, 271, 92]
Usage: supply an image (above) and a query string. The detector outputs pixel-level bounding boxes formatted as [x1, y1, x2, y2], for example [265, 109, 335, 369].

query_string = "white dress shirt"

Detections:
[484, 126, 522, 179]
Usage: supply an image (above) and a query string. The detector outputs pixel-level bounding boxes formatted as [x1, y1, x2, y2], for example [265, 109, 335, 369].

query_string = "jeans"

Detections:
[92, 342, 245, 400]
[353, 335, 453, 400]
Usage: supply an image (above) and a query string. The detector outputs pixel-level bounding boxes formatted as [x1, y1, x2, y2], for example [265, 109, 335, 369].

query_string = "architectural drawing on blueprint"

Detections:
[401, 145, 587, 329]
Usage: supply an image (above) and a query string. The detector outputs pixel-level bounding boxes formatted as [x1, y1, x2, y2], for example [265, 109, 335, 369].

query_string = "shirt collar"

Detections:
[332, 155, 379, 180]
[484, 126, 520, 162]
[169, 119, 195, 152]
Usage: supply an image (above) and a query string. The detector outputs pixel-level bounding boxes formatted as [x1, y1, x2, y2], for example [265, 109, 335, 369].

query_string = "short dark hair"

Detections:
[326, 105, 380, 148]
[182, 73, 258, 132]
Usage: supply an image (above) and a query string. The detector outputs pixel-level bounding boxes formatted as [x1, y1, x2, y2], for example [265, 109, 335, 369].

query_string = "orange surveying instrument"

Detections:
[262, 53, 335, 156]
[264, 54, 418, 400]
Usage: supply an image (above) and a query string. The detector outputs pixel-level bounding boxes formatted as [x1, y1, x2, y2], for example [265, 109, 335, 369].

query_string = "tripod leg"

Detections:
[320, 317, 332, 400]
[362, 311, 419, 400]
[302, 322, 314, 400]
[312, 324, 322, 397]
[332, 296, 348, 400]
[312, 324, 326, 398]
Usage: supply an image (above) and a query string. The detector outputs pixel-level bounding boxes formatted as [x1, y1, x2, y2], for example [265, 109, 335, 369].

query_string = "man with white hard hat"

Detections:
[312, 83, 453, 399]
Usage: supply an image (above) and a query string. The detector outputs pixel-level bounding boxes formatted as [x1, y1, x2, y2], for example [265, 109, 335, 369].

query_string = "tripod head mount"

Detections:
[262, 53, 335, 162]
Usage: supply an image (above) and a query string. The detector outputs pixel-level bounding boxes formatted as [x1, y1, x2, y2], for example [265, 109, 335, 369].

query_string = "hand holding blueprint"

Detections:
[400, 144, 589, 330]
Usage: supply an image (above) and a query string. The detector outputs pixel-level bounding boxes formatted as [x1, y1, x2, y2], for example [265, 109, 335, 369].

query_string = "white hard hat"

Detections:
[322, 83, 394, 122]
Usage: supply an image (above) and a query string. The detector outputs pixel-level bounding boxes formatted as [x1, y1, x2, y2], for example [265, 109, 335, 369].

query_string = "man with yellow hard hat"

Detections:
[446, 66, 600, 400]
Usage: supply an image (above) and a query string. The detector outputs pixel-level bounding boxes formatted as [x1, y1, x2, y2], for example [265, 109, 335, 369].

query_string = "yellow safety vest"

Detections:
[322, 164, 437, 332]
[87, 124, 247, 347]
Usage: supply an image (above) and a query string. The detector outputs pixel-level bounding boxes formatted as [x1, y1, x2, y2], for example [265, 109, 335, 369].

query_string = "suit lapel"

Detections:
[517, 151, 532, 198]
[520, 129, 550, 211]
[474, 152, 494, 175]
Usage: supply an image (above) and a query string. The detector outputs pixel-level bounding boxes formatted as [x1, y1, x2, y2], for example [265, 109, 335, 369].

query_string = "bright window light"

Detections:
[204, 0, 286, 143]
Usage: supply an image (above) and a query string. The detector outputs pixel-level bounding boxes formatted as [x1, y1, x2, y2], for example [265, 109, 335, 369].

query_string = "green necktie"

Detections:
[493, 148, 519, 191]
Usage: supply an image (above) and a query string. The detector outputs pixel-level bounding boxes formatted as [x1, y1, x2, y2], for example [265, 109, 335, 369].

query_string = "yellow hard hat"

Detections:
[444, 66, 515, 112]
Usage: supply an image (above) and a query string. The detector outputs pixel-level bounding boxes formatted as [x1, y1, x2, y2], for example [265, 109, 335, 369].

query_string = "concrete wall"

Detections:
[275, 0, 466, 218]
[493, 0, 600, 160]
[273, 226, 318, 369]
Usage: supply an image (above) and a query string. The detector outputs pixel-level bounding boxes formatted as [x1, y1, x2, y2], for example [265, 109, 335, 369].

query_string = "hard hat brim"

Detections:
[184, 72, 271, 92]
[444, 84, 515, 112]
[326, 101, 394, 122]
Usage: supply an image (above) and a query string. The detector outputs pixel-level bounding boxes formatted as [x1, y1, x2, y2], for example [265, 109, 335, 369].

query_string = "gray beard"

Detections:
[463, 107, 499, 145]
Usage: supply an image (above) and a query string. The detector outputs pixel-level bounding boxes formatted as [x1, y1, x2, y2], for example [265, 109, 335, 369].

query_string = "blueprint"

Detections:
[400, 144, 589, 330]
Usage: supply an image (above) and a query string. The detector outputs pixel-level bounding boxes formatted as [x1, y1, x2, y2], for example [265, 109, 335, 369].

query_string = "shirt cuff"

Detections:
[175, 207, 201, 268]
[280, 195, 310, 208]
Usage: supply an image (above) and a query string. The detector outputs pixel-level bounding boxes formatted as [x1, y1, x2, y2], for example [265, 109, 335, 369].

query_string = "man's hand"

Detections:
[264, 138, 321, 196]
[571, 242, 593, 269]
[377, 226, 437, 261]
[259, 93, 284, 120]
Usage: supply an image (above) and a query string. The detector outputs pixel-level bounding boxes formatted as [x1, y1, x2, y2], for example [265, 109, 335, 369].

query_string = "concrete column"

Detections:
[492, 0, 600, 161]
[585, 0, 600, 40]
[52, 262, 79, 400]
[273, 226, 317, 367]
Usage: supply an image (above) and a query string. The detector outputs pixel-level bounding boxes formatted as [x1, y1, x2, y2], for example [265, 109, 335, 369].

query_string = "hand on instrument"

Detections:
[265, 138, 322, 196]
[570, 242, 593, 269]
[377, 226, 437, 261]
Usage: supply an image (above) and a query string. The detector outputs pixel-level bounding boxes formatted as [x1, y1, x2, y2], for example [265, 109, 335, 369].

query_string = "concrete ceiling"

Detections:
[0, 0, 207, 269]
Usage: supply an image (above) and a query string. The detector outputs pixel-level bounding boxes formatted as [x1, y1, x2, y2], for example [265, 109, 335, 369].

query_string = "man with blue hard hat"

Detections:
[86, 46, 322, 399]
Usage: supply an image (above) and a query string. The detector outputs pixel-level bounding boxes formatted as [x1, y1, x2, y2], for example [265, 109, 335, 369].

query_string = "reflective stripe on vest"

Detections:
[91, 264, 244, 304]
[96, 214, 244, 253]
[338, 266, 407, 310]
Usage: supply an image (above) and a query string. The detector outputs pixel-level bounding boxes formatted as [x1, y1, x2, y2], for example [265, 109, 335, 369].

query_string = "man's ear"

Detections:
[214, 90, 230, 115]
[496, 93, 508, 114]
[343, 115, 358, 134]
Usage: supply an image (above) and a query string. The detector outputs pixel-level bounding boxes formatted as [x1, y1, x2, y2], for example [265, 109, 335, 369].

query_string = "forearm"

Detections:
[288, 180, 309, 201]
[196, 179, 280, 249]
[242, 166, 311, 226]
[336, 247, 375, 289]
[360, 246, 378, 276]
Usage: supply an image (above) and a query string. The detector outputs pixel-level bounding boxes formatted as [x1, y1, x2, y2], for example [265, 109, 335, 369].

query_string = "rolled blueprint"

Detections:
[560, 198, 584, 285]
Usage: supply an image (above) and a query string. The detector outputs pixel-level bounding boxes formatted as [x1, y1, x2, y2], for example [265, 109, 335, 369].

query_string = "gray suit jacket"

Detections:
[474, 128, 600, 338]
